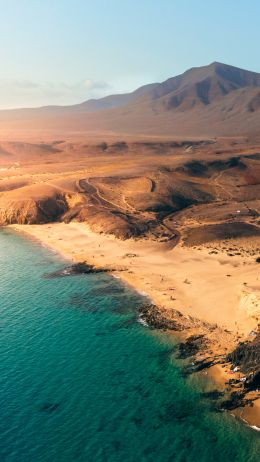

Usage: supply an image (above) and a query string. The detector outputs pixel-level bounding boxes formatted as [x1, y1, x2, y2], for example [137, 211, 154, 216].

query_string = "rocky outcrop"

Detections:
[0, 196, 67, 225]
[178, 334, 208, 359]
[138, 303, 212, 332]
[43, 262, 113, 278]
[227, 332, 260, 373]
[217, 391, 250, 411]
[0, 184, 68, 225]
[226, 331, 260, 392]
[138, 304, 184, 330]
[63, 204, 150, 240]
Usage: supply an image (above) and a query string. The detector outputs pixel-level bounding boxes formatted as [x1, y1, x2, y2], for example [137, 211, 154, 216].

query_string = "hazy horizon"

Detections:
[1, 0, 260, 109]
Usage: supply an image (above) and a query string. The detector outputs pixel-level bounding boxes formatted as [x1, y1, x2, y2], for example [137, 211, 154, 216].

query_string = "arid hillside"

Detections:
[0, 135, 259, 244]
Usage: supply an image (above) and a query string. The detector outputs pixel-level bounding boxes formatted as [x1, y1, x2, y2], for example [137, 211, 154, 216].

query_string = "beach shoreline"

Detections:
[9, 222, 260, 429]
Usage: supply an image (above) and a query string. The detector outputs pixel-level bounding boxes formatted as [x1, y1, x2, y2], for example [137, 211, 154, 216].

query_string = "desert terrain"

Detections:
[0, 62, 260, 427]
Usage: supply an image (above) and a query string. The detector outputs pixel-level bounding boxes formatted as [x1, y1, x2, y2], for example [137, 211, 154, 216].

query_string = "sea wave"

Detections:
[137, 290, 149, 297]
[137, 314, 149, 327]
[250, 425, 260, 432]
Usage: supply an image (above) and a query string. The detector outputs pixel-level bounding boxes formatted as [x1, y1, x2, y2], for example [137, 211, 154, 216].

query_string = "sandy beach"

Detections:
[11, 222, 260, 334]
[10, 221, 260, 428]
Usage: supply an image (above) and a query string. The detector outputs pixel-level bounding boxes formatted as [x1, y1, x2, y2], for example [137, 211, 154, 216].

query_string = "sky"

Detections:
[0, 0, 260, 108]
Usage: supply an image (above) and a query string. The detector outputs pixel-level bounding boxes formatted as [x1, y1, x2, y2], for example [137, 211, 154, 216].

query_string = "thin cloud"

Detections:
[84, 79, 112, 91]
[0, 79, 114, 109]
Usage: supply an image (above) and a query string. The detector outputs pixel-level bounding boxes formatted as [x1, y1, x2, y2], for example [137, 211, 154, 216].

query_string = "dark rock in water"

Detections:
[161, 404, 176, 423]
[88, 284, 126, 297]
[131, 416, 143, 428]
[178, 335, 207, 359]
[43, 262, 110, 278]
[111, 440, 122, 452]
[102, 318, 137, 333]
[182, 358, 214, 377]
[161, 403, 191, 423]
[192, 359, 214, 371]
[155, 347, 177, 363]
[202, 390, 225, 400]
[112, 318, 136, 330]
[217, 391, 248, 411]
[39, 402, 60, 413]
[112, 303, 137, 315]
[68, 294, 99, 313]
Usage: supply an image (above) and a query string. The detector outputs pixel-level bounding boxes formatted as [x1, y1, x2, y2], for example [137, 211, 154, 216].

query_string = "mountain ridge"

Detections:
[1, 62, 260, 137]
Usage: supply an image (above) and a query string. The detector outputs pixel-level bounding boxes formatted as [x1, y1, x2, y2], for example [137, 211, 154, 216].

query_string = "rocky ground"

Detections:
[139, 303, 260, 416]
[1, 134, 260, 424]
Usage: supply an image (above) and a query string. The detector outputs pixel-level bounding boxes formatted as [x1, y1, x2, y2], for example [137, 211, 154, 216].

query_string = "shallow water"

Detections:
[0, 229, 259, 462]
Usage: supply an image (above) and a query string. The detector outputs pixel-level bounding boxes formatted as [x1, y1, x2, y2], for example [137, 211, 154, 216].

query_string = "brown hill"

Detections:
[1, 62, 260, 136]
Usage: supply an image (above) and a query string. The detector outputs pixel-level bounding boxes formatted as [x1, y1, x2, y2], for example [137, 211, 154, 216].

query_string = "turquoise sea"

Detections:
[0, 229, 259, 462]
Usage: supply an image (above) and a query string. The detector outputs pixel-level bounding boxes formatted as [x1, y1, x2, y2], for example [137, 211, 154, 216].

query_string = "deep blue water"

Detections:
[0, 229, 259, 462]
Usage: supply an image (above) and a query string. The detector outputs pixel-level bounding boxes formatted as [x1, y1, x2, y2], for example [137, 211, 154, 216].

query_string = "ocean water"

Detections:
[0, 229, 259, 462]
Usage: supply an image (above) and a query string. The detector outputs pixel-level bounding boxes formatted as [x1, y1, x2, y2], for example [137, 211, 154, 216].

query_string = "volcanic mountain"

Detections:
[1, 62, 260, 136]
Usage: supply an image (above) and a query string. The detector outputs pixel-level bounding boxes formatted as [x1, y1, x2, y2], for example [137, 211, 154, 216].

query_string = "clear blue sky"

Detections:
[0, 0, 259, 108]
